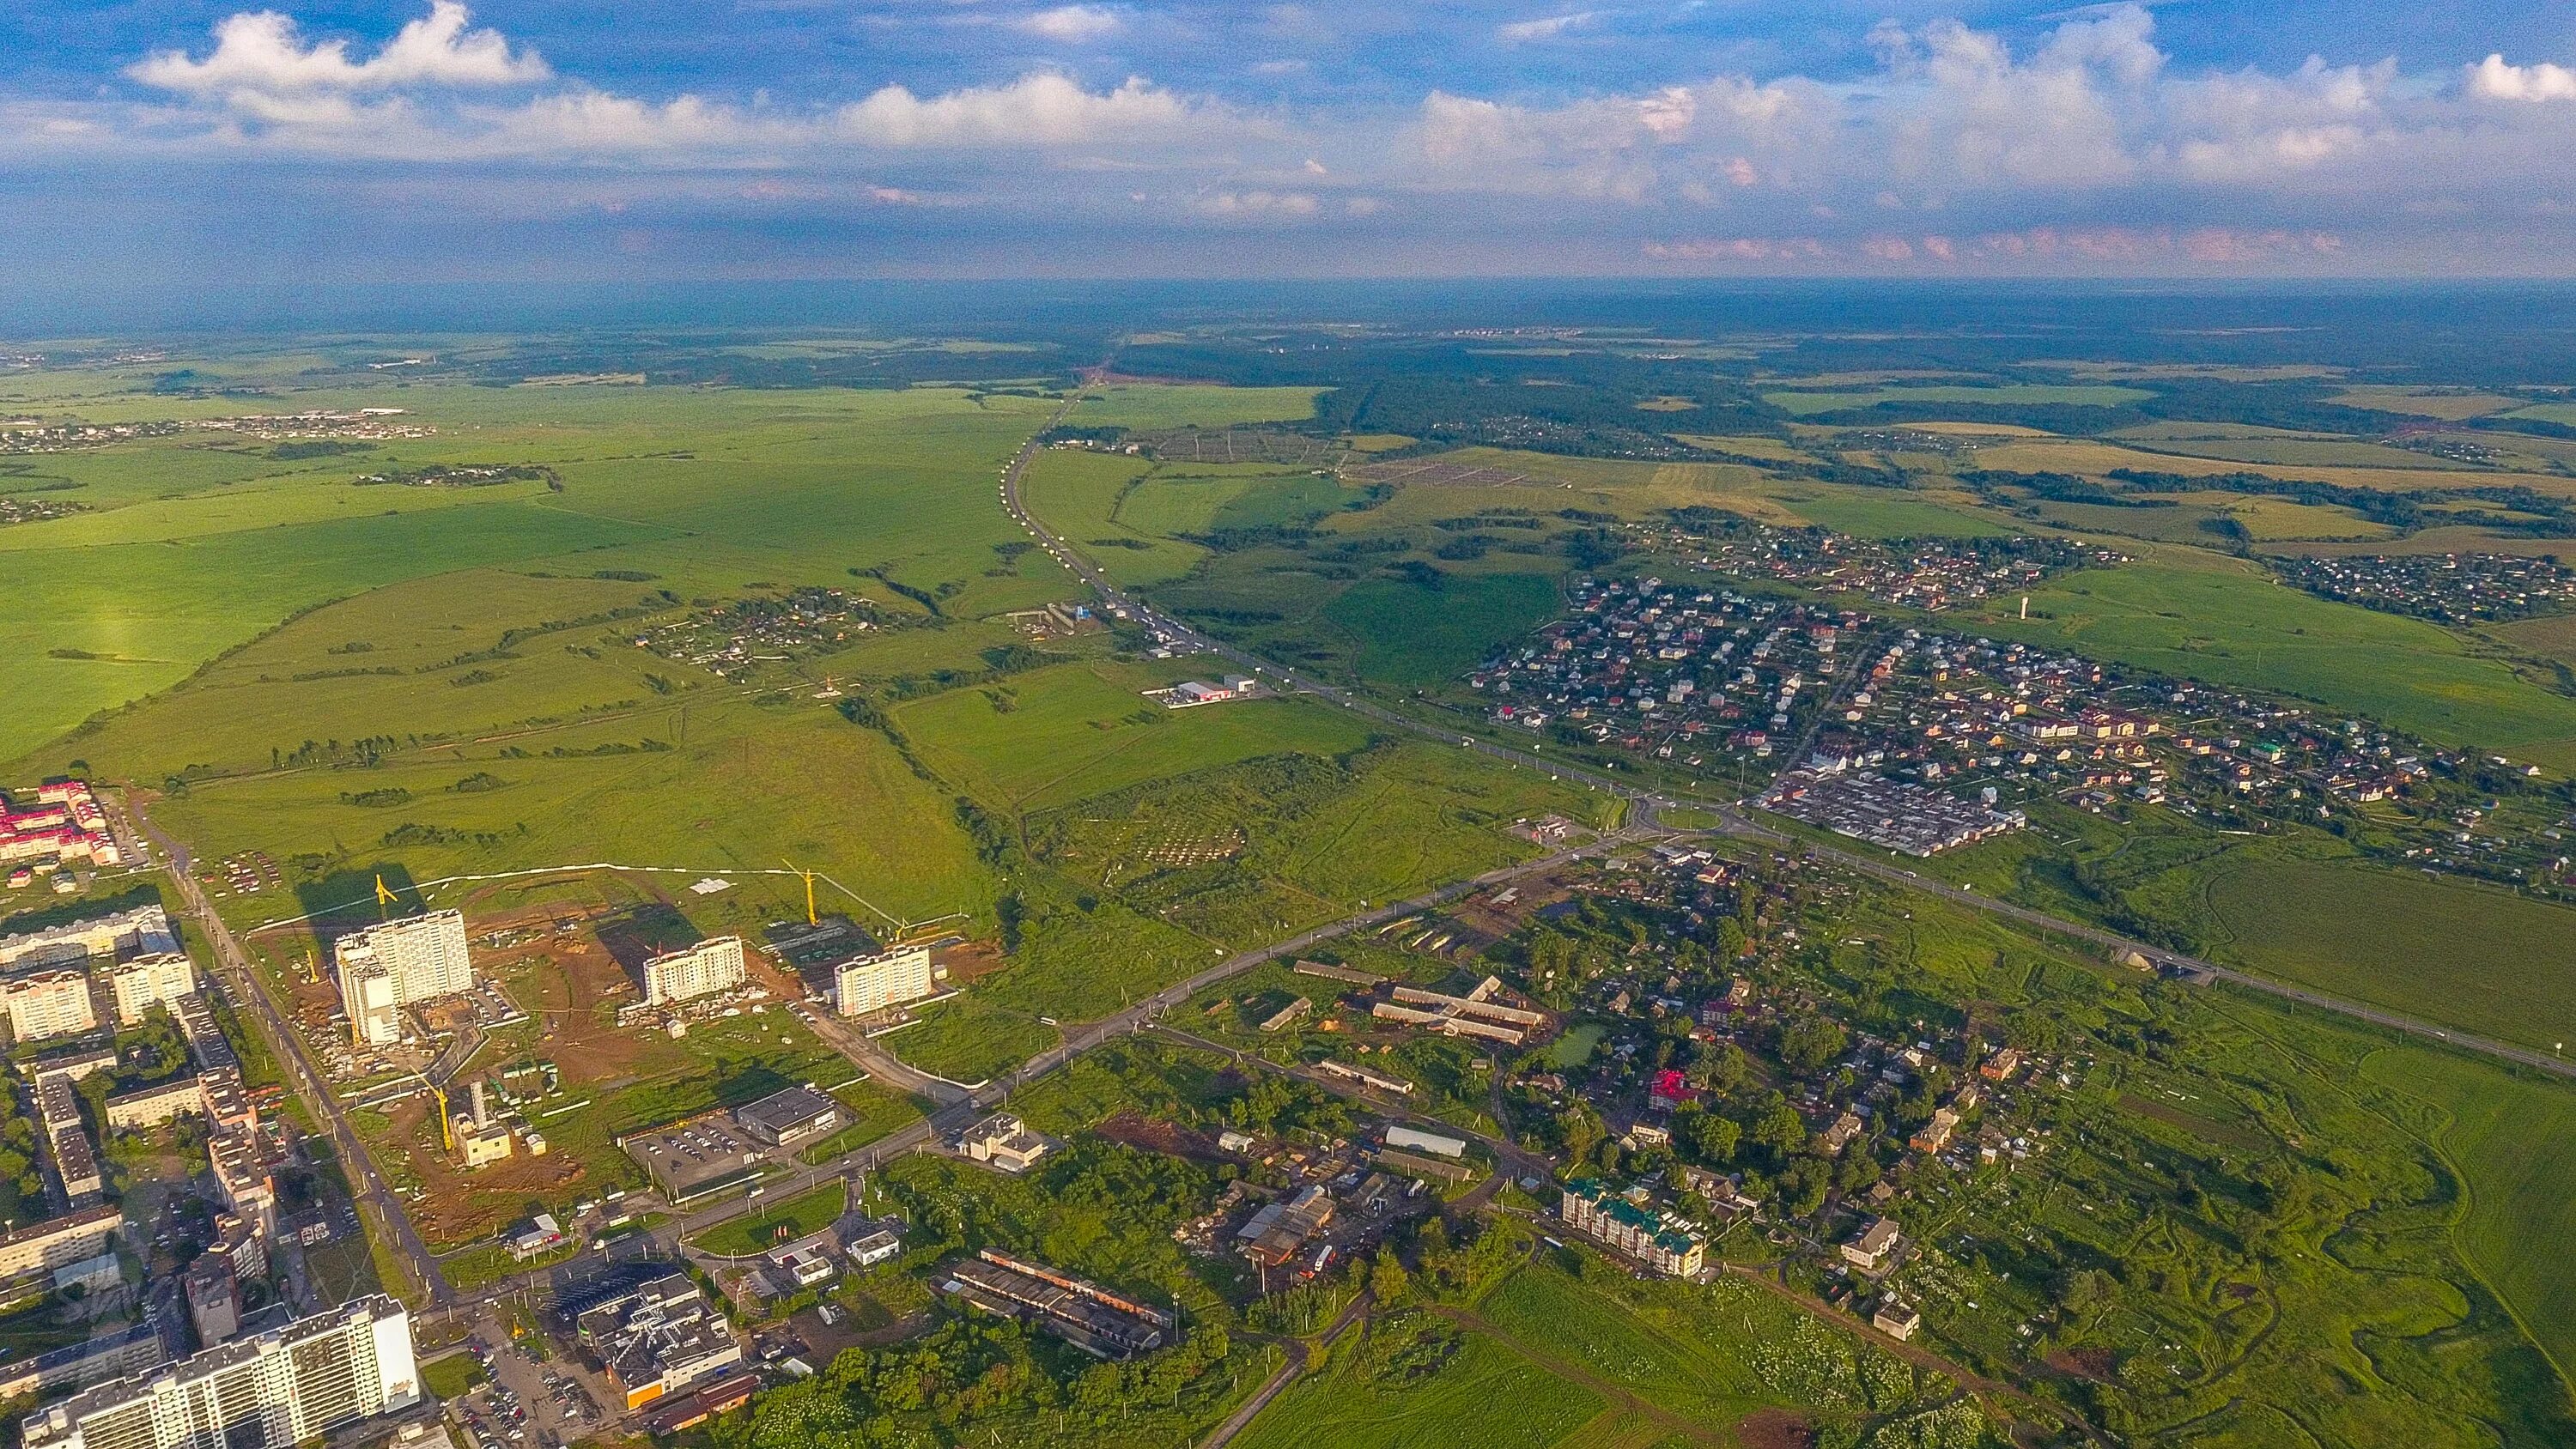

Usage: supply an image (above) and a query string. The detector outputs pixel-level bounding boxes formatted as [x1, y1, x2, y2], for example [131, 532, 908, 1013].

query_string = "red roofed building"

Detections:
[1648, 1069, 1699, 1113]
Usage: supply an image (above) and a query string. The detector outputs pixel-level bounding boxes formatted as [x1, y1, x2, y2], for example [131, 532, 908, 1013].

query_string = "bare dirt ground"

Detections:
[1735, 1408, 1814, 1449]
[381, 1094, 588, 1246]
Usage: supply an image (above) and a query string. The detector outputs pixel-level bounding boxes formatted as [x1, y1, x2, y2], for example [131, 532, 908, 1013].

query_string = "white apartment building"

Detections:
[832, 944, 933, 1017]
[0, 902, 176, 972]
[21, 1296, 419, 1449]
[333, 911, 471, 1046]
[640, 937, 747, 1007]
[107, 953, 197, 1026]
[3, 969, 99, 1044]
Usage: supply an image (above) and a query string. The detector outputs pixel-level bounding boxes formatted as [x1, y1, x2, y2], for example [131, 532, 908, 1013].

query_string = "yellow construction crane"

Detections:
[783, 859, 818, 927]
[416, 1074, 454, 1152]
[374, 874, 399, 920]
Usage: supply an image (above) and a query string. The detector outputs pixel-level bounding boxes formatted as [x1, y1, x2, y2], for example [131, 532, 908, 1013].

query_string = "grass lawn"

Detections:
[689, 1179, 849, 1257]
[422, 1352, 489, 1399]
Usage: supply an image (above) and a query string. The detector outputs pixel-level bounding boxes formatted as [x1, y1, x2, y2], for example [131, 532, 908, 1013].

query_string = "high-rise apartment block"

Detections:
[832, 944, 933, 1017]
[107, 954, 197, 1027]
[3, 969, 98, 1044]
[21, 1296, 419, 1449]
[333, 912, 471, 1046]
[639, 937, 747, 1007]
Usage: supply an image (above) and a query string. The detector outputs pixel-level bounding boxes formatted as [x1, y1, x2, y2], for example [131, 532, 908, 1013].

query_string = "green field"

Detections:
[1321, 572, 1561, 689]
[1977, 555, 2576, 764]
[1066, 385, 1323, 430]
[690, 1180, 850, 1256]
[895, 658, 1376, 810]
[2203, 858, 2576, 1053]
[2366, 1049, 2576, 1390]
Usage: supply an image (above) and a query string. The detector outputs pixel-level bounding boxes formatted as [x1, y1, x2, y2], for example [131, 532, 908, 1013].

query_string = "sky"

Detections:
[4, 0, 2576, 288]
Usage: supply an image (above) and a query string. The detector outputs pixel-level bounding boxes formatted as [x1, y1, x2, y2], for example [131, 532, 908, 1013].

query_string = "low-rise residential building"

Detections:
[105, 1076, 205, 1130]
[1872, 1300, 1922, 1342]
[0, 900, 171, 973]
[1558, 1179, 1704, 1277]
[1842, 1216, 1903, 1272]
[0, 1204, 120, 1279]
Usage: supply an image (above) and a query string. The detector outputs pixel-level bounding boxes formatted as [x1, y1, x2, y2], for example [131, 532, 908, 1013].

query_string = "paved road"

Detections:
[125, 795, 455, 1305]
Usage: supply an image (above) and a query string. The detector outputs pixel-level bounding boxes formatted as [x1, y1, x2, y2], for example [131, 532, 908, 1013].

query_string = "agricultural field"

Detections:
[0, 380, 1067, 764]
[1972, 553, 2576, 764]
[2198, 857, 2576, 1055]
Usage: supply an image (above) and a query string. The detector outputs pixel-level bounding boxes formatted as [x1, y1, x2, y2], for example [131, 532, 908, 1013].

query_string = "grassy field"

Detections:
[895, 658, 1376, 811]
[1230, 1330, 1606, 1449]
[1, 382, 1073, 766]
[2202, 857, 2576, 1053]
[2366, 1048, 2576, 1388]
[1972, 553, 2576, 763]
[1065, 385, 1322, 430]
[690, 1179, 848, 1256]
[1321, 572, 1561, 689]
[1765, 487, 2017, 538]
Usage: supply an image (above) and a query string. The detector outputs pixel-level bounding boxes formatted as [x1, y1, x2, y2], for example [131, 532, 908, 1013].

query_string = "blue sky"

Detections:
[4, 0, 2575, 286]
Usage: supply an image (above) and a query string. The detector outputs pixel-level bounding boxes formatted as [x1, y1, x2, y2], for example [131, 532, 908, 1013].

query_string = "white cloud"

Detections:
[837, 73, 1199, 147]
[2467, 55, 2576, 103]
[1498, 12, 1600, 44]
[1016, 6, 1122, 44]
[1197, 189, 1319, 216]
[131, 1, 545, 96]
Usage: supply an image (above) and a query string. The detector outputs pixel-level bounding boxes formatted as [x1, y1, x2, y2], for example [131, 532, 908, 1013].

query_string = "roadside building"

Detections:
[959, 1114, 1051, 1173]
[574, 1273, 742, 1411]
[732, 1085, 841, 1149]
[831, 945, 934, 1017]
[106, 952, 197, 1026]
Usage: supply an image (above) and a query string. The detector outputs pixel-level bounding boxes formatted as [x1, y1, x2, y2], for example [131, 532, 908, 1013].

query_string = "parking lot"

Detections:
[623, 1118, 768, 1197]
[450, 1319, 609, 1449]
